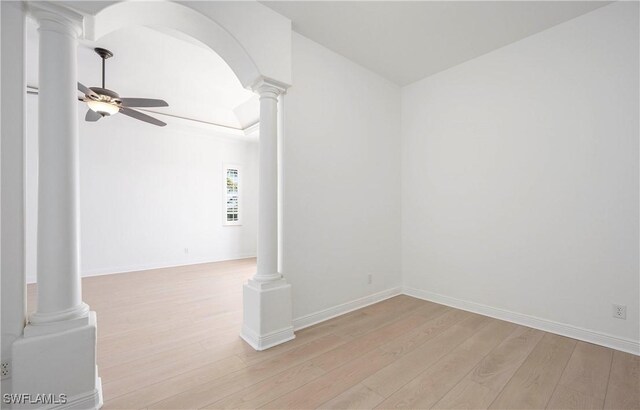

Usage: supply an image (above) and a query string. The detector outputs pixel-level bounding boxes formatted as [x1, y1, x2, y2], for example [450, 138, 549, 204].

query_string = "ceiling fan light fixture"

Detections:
[87, 100, 119, 116]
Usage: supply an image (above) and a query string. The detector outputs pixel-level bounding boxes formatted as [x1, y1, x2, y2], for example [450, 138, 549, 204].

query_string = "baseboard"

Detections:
[403, 286, 640, 356]
[240, 325, 295, 351]
[44, 377, 102, 410]
[26, 255, 257, 284]
[292, 287, 402, 331]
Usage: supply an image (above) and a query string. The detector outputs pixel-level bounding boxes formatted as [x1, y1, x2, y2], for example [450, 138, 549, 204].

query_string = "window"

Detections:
[223, 164, 241, 225]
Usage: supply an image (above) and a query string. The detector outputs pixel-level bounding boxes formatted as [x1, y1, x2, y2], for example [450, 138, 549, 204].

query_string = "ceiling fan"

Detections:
[78, 48, 169, 127]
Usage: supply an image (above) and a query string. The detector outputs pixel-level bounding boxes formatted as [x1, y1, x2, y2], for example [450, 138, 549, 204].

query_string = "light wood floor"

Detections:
[27, 259, 639, 409]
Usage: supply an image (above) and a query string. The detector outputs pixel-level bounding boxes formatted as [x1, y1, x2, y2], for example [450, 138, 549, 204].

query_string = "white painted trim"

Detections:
[240, 325, 295, 351]
[251, 76, 290, 94]
[292, 287, 402, 331]
[32, 87, 260, 140]
[46, 377, 102, 410]
[132, 111, 258, 142]
[403, 286, 640, 356]
[26, 255, 257, 284]
[244, 121, 260, 136]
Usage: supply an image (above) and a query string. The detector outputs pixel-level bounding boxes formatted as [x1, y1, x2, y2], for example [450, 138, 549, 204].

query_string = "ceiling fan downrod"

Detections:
[94, 47, 113, 89]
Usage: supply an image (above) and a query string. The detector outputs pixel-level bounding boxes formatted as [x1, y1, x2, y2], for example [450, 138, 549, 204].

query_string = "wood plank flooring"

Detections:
[26, 259, 639, 409]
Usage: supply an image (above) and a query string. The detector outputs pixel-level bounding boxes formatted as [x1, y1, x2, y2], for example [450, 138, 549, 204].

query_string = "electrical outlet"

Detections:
[367, 274, 373, 285]
[612, 304, 627, 320]
[1, 362, 10, 379]
[184, 248, 189, 254]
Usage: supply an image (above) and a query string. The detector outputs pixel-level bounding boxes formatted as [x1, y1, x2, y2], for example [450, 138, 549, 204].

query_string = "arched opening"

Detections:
[88, 1, 262, 89]
[23, 6, 265, 405]
[10, 1, 293, 407]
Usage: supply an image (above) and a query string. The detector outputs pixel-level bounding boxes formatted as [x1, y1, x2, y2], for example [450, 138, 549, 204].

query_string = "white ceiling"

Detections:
[262, 1, 610, 85]
[26, 19, 259, 129]
[28, 1, 610, 125]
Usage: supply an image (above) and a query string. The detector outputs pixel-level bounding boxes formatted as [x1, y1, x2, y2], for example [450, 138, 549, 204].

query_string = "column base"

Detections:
[11, 311, 102, 409]
[241, 278, 295, 351]
[28, 302, 90, 326]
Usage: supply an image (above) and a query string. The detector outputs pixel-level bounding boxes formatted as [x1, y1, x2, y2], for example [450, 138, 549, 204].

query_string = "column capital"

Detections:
[252, 77, 289, 100]
[27, 1, 84, 38]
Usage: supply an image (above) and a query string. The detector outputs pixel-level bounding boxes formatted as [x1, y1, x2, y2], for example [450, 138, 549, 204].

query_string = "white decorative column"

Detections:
[30, 3, 88, 327]
[241, 79, 294, 350]
[11, 2, 102, 409]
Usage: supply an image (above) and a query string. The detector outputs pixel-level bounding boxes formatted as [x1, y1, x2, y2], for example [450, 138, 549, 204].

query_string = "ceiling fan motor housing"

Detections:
[89, 87, 120, 102]
[86, 87, 120, 116]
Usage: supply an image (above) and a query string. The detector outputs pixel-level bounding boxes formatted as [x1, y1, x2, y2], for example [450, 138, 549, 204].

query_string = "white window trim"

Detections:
[222, 163, 242, 226]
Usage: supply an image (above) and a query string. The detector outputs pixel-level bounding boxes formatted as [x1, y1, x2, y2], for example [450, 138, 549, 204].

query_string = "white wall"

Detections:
[26, 99, 258, 282]
[402, 2, 639, 351]
[1, 0, 27, 385]
[283, 33, 402, 322]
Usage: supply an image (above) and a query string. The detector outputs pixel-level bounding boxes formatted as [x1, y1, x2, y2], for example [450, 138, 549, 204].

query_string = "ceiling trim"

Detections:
[26, 88, 260, 140]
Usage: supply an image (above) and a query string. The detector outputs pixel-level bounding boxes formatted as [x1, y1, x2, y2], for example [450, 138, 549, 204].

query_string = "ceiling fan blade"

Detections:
[78, 82, 97, 98]
[119, 107, 166, 127]
[85, 109, 102, 122]
[119, 98, 168, 108]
